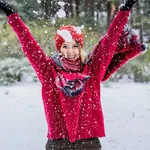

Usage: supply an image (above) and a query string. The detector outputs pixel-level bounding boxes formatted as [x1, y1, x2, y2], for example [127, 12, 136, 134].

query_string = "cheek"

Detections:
[75, 49, 80, 55]
[60, 48, 67, 54]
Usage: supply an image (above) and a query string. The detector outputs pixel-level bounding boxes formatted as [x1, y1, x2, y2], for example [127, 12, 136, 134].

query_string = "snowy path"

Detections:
[0, 82, 150, 150]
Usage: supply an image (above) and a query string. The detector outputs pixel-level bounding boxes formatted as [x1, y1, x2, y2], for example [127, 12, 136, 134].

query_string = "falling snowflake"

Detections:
[57, 9, 66, 18]
[58, 1, 65, 7]
[3, 42, 7, 45]
[44, 30, 48, 34]
[37, 0, 41, 4]
[80, 25, 84, 29]
[33, 11, 38, 15]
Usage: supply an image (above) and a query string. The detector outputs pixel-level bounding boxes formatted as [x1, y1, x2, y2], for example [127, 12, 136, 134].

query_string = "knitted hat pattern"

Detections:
[54, 25, 84, 51]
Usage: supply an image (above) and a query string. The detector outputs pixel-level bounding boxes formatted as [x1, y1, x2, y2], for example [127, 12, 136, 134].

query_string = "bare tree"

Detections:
[107, 0, 121, 28]
[64, 0, 82, 18]
[41, 0, 59, 19]
[74, 0, 81, 17]
[107, 0, 112, 28]
[135, 0, 144, 43]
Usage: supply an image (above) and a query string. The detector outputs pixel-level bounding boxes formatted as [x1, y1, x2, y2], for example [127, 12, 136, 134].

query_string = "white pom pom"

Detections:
[73, 26, 82, 34]
[57, 29, 73, 42]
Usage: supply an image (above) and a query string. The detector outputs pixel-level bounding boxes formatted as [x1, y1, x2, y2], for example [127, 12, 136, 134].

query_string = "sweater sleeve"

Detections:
[7, 13, 48, 82]
[90, 10, 130, 81]
[102, 47, 143, 82]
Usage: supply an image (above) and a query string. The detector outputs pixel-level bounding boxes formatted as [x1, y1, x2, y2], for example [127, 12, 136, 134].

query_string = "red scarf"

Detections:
[59, 56, 83, 72]
[52, 54, 90, 97]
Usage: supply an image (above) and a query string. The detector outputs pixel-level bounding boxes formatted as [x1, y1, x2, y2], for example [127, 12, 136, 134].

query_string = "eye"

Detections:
[73, 45, 78, 48]
[62, 45, 68, 49]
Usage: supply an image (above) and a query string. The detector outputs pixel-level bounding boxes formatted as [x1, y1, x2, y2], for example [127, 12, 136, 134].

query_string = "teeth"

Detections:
[68, 56, 75, 59]
[63, 53, 75, 59]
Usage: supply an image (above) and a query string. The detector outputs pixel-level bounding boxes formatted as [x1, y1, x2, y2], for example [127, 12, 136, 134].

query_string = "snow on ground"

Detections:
[0, 81, 150, 150]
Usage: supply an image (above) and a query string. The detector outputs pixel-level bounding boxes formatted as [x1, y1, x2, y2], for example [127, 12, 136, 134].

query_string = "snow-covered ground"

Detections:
[0, 81, 150, 150]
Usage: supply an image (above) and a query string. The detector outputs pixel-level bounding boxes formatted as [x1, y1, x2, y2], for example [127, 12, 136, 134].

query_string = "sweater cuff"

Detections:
[7, 13, 20, 25]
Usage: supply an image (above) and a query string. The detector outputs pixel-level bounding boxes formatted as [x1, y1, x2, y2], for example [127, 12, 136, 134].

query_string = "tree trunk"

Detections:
[84, 0, 94, 23]
[107, 1, 112, 29]
[64, 0, 74, 18]
[74, 0, 81, 17]
[41, 0, 50, 19]
[135, 0, 143, 43]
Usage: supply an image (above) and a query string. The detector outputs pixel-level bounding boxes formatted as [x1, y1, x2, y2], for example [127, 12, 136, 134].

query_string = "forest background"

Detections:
[0, 0, 150, 85]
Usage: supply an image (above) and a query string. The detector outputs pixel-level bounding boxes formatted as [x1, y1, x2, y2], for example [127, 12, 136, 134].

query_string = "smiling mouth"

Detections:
[67, 55, 76, 59]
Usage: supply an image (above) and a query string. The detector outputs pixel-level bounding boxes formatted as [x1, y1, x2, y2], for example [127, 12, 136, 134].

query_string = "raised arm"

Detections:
[104, 0, 138, 45]
[102, 44, 147, 82]
[102, 24, 147, 82]
[90, 0, 138, 81]
[0, 1, 48, 82]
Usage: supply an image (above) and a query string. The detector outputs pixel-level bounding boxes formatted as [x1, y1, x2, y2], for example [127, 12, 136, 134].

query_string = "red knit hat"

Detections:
[54, 25, 84, 51]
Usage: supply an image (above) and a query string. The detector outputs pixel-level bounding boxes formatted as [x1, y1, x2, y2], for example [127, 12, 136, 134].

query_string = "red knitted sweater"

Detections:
[7, 10, 142, 142]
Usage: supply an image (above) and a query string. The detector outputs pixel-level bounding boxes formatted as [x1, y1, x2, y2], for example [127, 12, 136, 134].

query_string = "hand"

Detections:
[0, 1, 16, 16]
[128, 27, 147, 53]
[140, 44, 147, 53]
[120, 0, 138, 11]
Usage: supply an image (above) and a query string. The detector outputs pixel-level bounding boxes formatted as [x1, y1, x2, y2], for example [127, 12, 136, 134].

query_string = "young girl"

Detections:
[0, 0, 146, 149]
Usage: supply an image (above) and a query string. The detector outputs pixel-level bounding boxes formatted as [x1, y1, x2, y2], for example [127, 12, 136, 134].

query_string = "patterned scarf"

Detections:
[59, 56, 83, 72]
[52, 53, 90, 97]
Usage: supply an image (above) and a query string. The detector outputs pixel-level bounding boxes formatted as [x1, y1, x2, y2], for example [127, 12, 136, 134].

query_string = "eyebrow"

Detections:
[62, 44, 78, 46]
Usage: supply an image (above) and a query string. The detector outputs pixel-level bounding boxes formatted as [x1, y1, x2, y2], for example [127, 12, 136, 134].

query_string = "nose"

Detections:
[67, 46, 73, 53]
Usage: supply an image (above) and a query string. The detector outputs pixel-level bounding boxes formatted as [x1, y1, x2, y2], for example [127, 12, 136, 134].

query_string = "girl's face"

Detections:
[60, 40, 80, 60]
